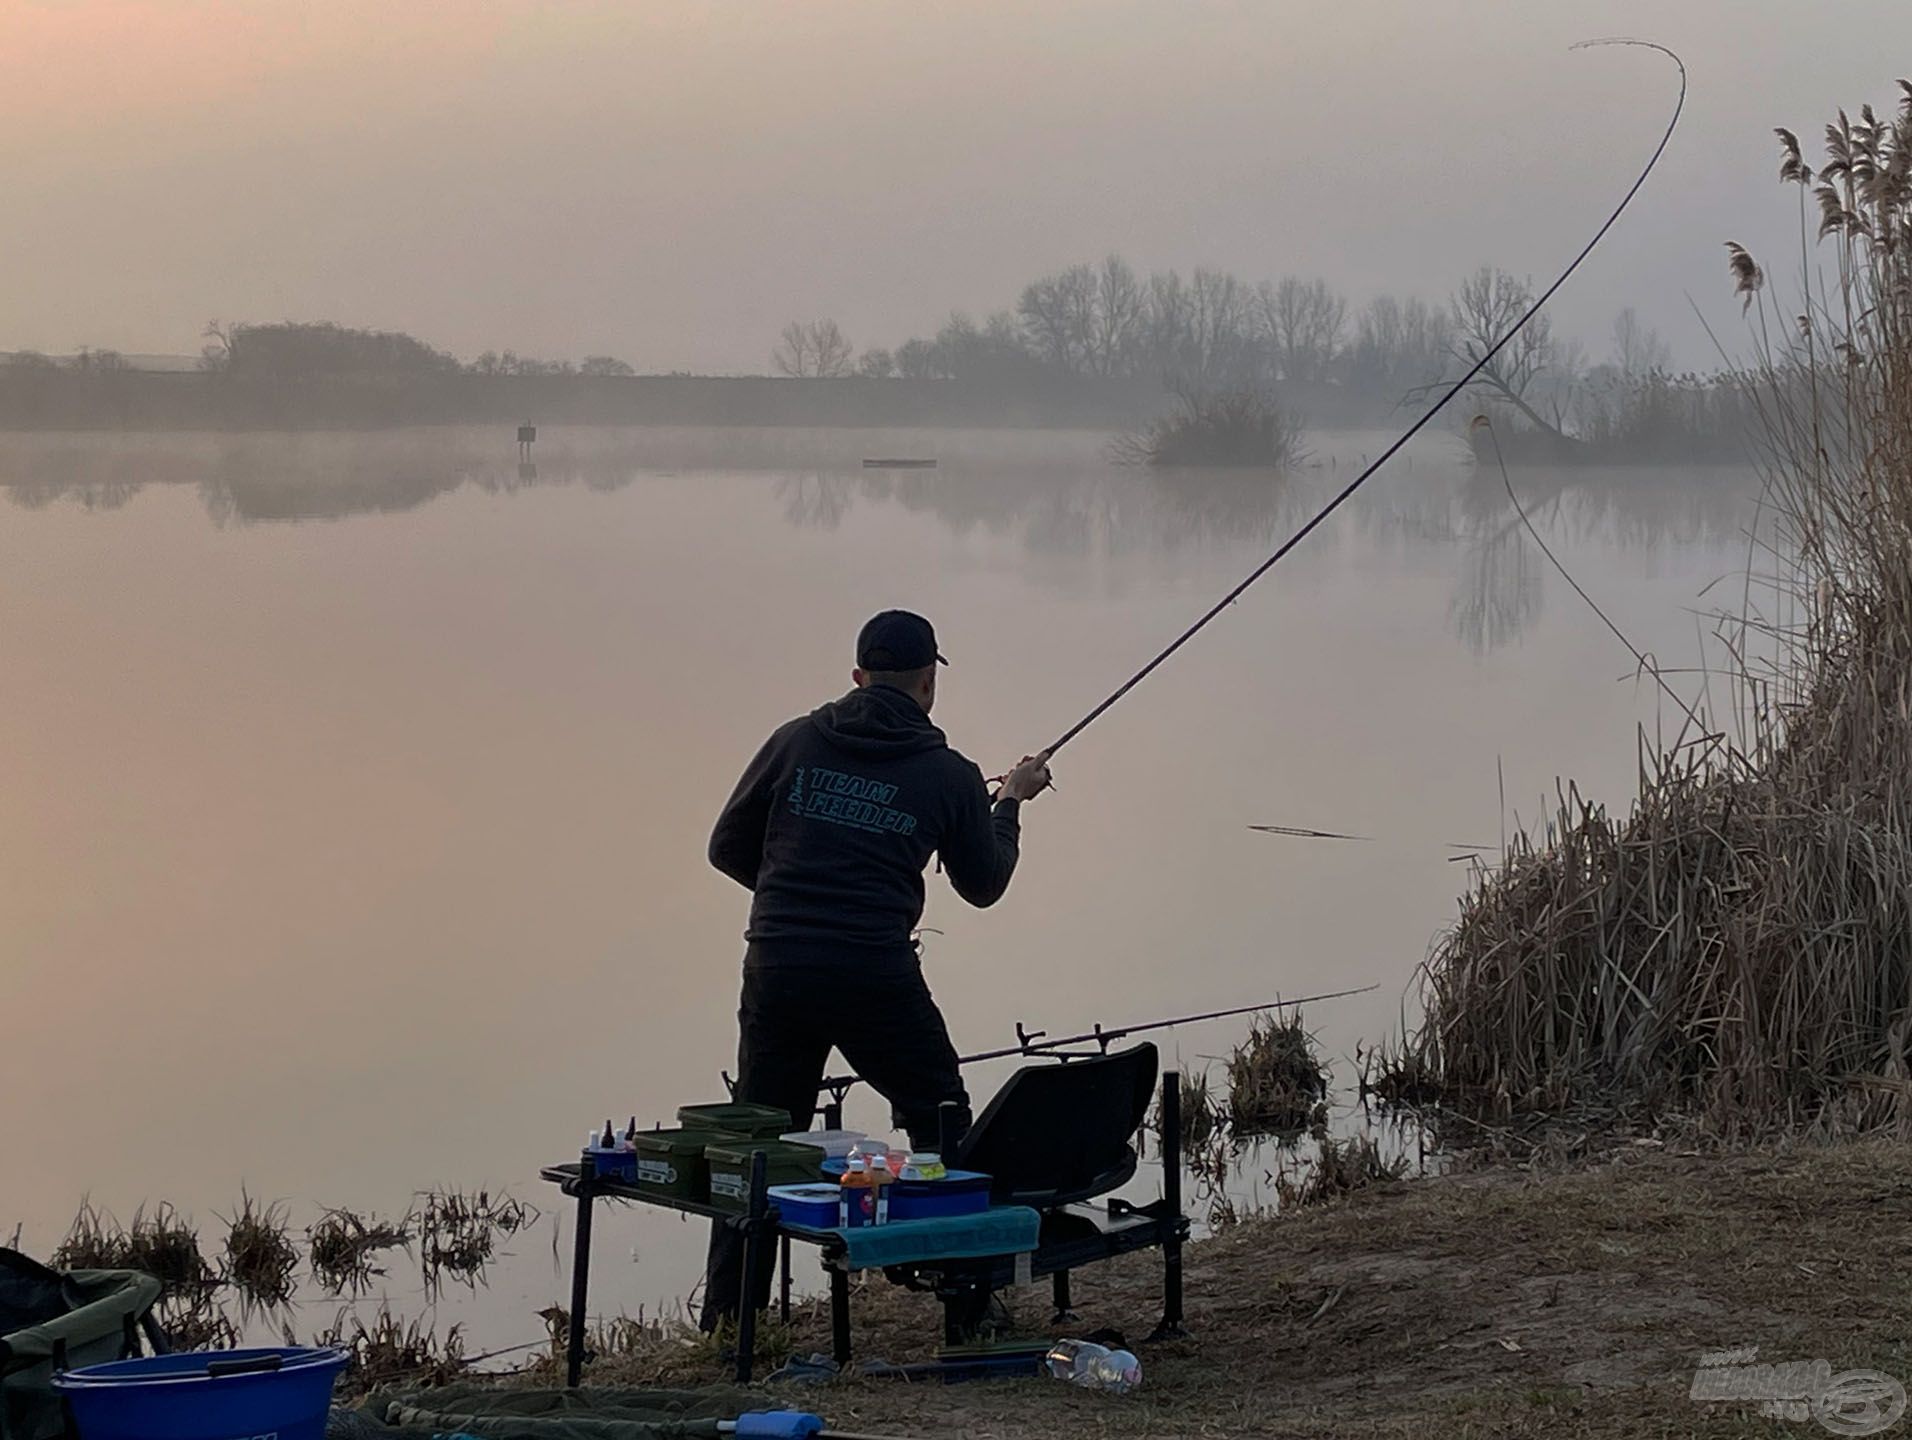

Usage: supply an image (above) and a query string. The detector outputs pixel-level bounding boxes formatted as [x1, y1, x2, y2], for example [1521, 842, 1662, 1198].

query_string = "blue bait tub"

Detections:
[54, 1346, 348, 1440]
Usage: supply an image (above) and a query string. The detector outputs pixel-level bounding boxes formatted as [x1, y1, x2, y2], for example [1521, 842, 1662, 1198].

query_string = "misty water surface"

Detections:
[0, 426, 1758, 1349]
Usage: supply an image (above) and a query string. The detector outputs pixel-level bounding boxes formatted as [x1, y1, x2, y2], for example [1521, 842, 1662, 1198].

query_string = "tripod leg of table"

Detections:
[830, 1265, 851, 1365]
[779, 1235, 792, 1323]
[565, 1177, 595, 1387]
[734, 1150, 769, 1384]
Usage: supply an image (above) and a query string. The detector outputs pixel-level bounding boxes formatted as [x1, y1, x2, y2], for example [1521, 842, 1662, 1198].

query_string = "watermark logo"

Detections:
[1690, 1347, 1906, 1436]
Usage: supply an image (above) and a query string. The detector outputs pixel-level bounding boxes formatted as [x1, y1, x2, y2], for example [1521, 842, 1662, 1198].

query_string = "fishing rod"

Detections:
[810, 982, 1377, 1099]
[1035, 39, 1687, 763]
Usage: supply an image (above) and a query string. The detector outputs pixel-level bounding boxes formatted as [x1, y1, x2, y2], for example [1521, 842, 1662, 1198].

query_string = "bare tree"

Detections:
[773, 319, 854, 377]
[1018, 264, 1098, 374]
[810, 319, 853, 377]
[857, 347, 895, 378]
[772, 321, 814, 377]
[1443, 267, 1560, 436]
[1186, 267, 1253, 386]
[1258, 276, 1346, 384]
[199, 319, 234, 373]
[1351, 294, 1449, 394]
[1089, 255, 1145, 376]
[1611, 307, 1671, 377]
[1139, 269, 1194, 378]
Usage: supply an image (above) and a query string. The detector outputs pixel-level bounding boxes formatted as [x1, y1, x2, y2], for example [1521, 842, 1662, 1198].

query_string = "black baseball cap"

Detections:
[856, 610, 948, 670]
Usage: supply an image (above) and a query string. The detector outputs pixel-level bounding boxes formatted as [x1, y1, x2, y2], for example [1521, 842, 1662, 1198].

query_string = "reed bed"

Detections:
[1148, 1068, 1226, 1157]
[307, 1206, 414, 1296]
[221, 1191, 298, 1313]
[314, 1305, 467, 1393]
[1397, 85, 1912, 1135]
[1226, 1013, 1329, 1135]
[1112, 382, 1305, 469]
[417, 1189, 536, 1297]
[1274, 1134, 1406, 1209]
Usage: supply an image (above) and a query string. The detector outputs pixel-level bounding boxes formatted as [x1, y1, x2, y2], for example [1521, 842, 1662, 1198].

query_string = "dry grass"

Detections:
[417, 1189, 537, 1297]
[1112, 382, 1305, 468]
[514, 1304, 804, 1393]
[1275, 1133, 1408, 1209]
[307, 1206, 413, 1296]
[220, 1190, 298, 1313]
[1398, 83, 1912, 1137]
[1226, 1013, 1329, 1135]
[314, 1304, 468, 1393]
[51, 1200, 237, 1349]
[1148, 1068, 1225, 1157]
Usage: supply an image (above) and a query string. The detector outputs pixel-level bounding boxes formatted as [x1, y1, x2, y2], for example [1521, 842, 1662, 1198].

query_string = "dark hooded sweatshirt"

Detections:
[708, 684, 1020, 967]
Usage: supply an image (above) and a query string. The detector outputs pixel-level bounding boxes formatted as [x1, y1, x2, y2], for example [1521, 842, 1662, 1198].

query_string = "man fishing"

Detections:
[700, 608, 1052, 1329]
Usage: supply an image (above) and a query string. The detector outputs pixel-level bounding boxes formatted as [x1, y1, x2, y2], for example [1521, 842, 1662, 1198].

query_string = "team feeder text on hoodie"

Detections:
[709, 683, 1021, 966]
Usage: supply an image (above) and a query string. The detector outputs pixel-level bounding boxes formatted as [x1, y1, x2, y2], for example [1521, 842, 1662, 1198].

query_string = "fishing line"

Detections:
[1038, 39, 1687, 762]
[1472, 413, 1714, 737]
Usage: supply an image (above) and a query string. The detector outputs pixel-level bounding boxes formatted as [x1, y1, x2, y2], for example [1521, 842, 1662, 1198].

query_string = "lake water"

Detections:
[0, 425, 1758, 1352]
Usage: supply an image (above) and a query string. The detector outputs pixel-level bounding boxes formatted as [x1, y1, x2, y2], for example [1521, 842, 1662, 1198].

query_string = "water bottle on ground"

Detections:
[1045, 1338, 1141, 1394]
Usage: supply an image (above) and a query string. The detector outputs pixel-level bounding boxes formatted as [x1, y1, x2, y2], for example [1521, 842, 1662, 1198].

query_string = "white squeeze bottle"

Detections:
[1045, 1339, 1142, 1395]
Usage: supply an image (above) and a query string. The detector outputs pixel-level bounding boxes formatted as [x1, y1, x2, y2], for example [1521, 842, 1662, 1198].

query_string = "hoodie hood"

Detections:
[808, 684, 948, 758]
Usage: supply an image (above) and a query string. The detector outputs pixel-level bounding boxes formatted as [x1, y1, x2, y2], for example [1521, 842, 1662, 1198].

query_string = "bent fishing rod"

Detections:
[807, 982, 1378, 1099]
[1034, 39, 1686, 764]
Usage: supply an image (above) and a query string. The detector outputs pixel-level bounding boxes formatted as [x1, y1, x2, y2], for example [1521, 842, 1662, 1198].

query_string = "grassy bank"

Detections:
[515, 1138, 1907, 1438]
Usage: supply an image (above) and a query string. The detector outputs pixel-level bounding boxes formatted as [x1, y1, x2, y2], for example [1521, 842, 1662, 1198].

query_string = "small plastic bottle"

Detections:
[869, 1152, 894, 1224]
[1045, 1339, 1142, 1394]
[838, 1156, 873, 1228]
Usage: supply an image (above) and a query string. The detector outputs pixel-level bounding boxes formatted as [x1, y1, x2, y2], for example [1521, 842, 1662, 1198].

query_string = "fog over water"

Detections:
[1, 0, 1892, 1359]
[3, 2, 1910, 369]
[1, 427, 1758, 1342]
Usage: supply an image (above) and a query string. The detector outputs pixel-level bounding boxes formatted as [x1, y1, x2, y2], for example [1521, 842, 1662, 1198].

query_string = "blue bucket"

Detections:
[54, 1346, 348, 1440]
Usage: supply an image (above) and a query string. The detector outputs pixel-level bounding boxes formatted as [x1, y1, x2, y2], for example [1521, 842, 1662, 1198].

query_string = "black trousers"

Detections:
[699, 953, 971, 1329]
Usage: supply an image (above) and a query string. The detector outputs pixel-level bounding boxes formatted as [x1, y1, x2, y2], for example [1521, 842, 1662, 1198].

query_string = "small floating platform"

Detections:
[863, 458, 938, 469]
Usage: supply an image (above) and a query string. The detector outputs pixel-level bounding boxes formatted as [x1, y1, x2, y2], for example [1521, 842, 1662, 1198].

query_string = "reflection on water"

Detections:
[0, 426, 1760, 1350]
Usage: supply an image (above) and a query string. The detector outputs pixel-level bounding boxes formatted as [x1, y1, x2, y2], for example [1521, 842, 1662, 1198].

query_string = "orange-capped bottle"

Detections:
[838, 1156, 874, 1228]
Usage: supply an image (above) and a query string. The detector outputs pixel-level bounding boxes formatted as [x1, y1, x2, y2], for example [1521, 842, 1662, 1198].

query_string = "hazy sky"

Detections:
[4, 0, 1909, 372]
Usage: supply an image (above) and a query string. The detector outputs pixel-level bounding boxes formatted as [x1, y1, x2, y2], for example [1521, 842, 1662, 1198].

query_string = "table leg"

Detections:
[735, 1149, 769, 1384]
[565, 1173, 595, 1386]
[1152, 1070, 1190, 1341]
[779, 1235, 792, 1323]
[830, 1264, 851, 1365]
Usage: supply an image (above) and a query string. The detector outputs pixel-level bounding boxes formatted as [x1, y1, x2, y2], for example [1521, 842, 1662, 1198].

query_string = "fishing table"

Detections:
[539, 1070, 1192, 1387]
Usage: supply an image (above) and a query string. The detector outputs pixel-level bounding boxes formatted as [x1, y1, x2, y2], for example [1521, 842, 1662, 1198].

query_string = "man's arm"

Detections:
[939, 770, 1021, 909]
[708, 732, 783, 890]
[938, 752, 1051, 908]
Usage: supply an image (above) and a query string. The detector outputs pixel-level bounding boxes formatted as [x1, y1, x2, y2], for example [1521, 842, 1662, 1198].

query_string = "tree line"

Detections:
[3, 273, 1724, 451]
[775, 255, 1740, 450]
[777, 255, 1456, 397]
